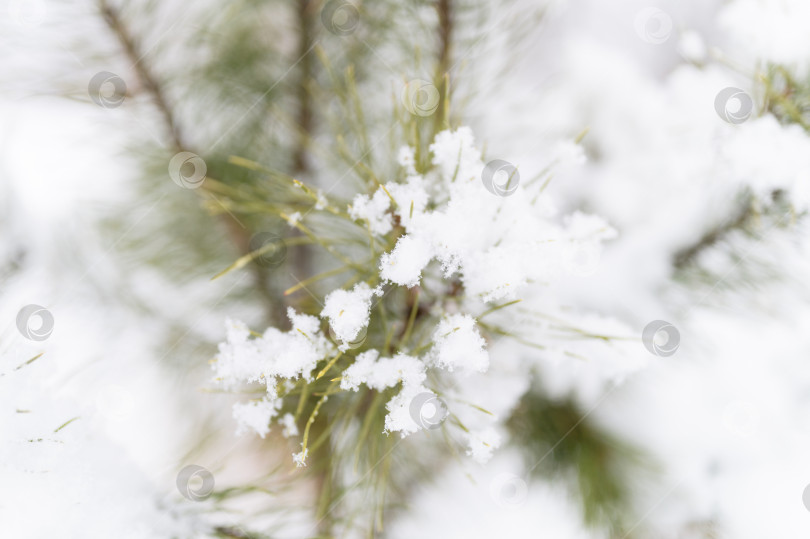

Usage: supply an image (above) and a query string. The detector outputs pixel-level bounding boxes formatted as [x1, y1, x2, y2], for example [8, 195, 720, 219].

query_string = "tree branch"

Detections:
[98, 0, 283, 325]
[434, 0, 453, 132]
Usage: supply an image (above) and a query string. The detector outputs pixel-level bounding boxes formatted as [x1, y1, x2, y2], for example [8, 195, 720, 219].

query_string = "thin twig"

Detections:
[98, 0, 283, 325]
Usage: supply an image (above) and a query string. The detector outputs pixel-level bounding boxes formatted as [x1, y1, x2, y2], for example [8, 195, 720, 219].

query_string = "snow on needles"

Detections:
[321, 283, 381, 349]
[214, 308, 334, 437]
[214, 126, 621, 463]
[430, 314, 489, 373]
[349, 189, 393, 236]
[340, 350, 426, 392]
[375, 127, 614, 301]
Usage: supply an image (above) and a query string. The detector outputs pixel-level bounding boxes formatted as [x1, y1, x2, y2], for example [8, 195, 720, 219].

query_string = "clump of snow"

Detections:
[376, 128, 605, 301]
[214, 308, 333, 388]
[213, 319, 257, 388]
[213, 309, 335, 435]
[233, 398, 278, 438]
[385, 174, 429, 227]
[287, 211, 302, 226]
[349, 188, 393, 235]
[279, 413, 298, 438]
[383, 383, 436, 437]
[430, 126, 482, 186]
[314, 190, 328, 210]
[292, 448, 308, 468]
[721, 115, 810, 210]
[321, 283, 379, 349]
[720, 0, 810, 73]
[430, 314, 489, 373]
[216, 127, 627, 465]
[379, 234, 433, 288]
[465, 428, 502, 464]
[678, 30, 707, 63]
[397, 145, 417, 175]
[340, 350, 431, 438]
[341, 350, 426, 392]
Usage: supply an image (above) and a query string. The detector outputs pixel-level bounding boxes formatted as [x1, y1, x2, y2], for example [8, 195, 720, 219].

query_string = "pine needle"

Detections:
[281, 212, 363, 270]
[284, 265, 352, 296]
[477, 299, 522, 319]
[301, 380, 338, 458]
[227, 155, 271, 172]
[210, 240, 286, 280]
[316, 351, 344, 380]
[15, 352, 44, 371]
[54, 416, 80, 433]
[399, 288, 421, 349]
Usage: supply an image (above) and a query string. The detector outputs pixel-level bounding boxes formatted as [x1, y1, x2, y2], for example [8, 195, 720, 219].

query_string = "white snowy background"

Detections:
[3, 0, 810, 537]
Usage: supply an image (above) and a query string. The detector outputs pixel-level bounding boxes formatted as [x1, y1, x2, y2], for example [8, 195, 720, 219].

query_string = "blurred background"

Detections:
[3, 0, 810, 537]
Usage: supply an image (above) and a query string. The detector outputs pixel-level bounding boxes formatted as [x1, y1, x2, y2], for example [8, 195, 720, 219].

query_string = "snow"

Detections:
[292, 448, 308, 468]
[429, 126, 482, 186]
[383, 384, 437, 437]
[378, 234, 433, 287]
[279, 413, 299, 438]
[721, 115, 810, 209]
[429, 314, 489, 373]
[384, 174, 429, 227]
[287, 211, 302, 226]
[720, 0, 810, 74]
[321, 283, 379, 348]
[232, 398, 278, 438]
[340, 350, 426, 392]
[13, 0, 810, 536]
[465, 428, 502, 464]
[339, 350, 432, 437]
[397, 145, 418, 175]
[376, 127, 612, 302]
[349, 188, 393, 236]
[214, 308, 334, 388]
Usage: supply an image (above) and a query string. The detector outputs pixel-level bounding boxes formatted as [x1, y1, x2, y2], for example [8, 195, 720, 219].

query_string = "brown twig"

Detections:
[293, 1, 315, 175]
[99, 0, 183, 150]
[434, 0, 453, 132]
[98, 0, 282, 325]
[288, 0, 316, 283]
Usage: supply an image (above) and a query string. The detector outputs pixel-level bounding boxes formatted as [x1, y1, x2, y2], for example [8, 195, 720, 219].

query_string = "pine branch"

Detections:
[671, 190, 787, 271]
[98, 0, 284, 325]
[99, 0, 183, 150]
[293, 0, 316, 175]
[673, 202, 755, 270]
[434, 0, 453, 133]
[288, 0, 317, 286]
